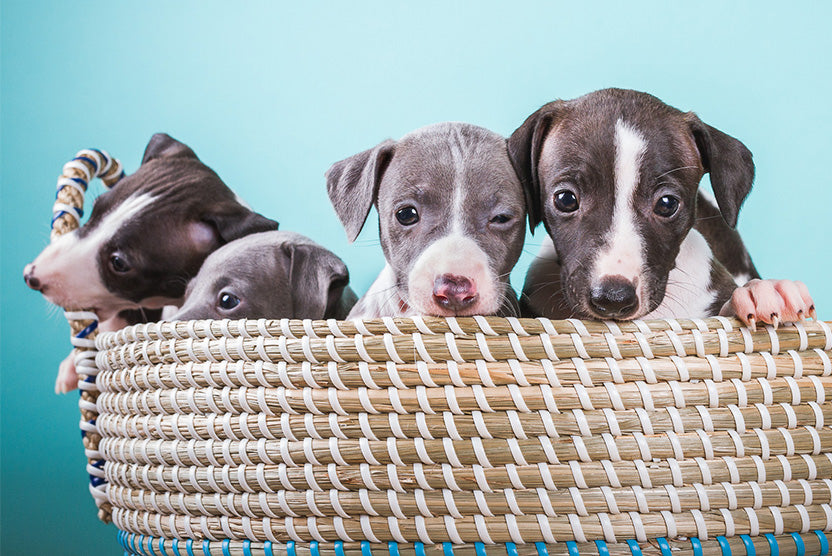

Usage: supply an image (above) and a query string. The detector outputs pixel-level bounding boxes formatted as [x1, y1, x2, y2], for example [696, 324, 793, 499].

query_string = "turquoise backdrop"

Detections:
[1, 2, 830, 554]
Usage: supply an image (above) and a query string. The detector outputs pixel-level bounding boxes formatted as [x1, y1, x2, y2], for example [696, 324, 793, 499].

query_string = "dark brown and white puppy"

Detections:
[171, 231, 356, 321]
[24, 133, 278, 391]
[509, 88, 813, 325]
[327, 122, 526, 319]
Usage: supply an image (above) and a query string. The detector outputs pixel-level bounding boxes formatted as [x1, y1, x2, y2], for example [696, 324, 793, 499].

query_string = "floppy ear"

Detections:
[687, 114, 755, 228]
[283, 243, 351, 319]
[507, 102, 564, 231]
[142, 133, 200, 164]
[202, 206, 279, 244]
[325, 140, 395, 242]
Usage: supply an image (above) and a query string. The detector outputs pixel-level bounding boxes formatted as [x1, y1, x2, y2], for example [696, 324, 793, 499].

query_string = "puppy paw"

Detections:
[55, 352, 78, 394]
[721, 279, 815, 330]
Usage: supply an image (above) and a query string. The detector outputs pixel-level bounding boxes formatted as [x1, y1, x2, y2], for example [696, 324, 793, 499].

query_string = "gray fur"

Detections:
[326, 122, 528, 317]
[171, 231, 356, 321]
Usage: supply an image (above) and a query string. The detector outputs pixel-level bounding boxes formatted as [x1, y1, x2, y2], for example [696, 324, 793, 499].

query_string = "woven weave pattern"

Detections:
[94, 316, 832, 553]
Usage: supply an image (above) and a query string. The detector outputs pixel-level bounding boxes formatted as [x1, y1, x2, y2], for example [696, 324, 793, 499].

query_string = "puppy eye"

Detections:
[395, 206, 419, 226]
[489, 214, 513, 225]
[218, 292, 240, 310]
[109, 254, 131, 273]
[554, 190, 579, 213]
[654, 195, 680, 217]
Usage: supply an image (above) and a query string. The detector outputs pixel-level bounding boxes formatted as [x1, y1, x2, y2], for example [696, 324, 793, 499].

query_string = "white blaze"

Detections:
[593, 119, 647, 299]
[449, 125, 467, 234]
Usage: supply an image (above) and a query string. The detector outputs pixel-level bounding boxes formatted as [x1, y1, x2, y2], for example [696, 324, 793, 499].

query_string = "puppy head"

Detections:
[24, 133, 278, 320]
[327, 122, 527, 316]
[508, 88, 754, 319]
[171, 231, 351, 321]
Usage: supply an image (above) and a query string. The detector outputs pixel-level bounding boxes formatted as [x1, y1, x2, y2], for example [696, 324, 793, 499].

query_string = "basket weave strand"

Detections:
[95, 319, 831, 367]
[88, 316, 832, 553]
[111, 504, 832, 543]
[95, 377, 832, 417]
[94, 348, 832, 392]
[109, 479, 832, 517]
[103, 453, 832, 493]
[94, 402, 832, 440]
[116, 531, 832, 556]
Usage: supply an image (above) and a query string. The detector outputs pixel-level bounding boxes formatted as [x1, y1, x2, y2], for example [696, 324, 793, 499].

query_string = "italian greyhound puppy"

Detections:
[326, 122, 527, 319]
[24, 133, 278, 392]
[508, 88, 814, 327]
[171, 231, 356, 321]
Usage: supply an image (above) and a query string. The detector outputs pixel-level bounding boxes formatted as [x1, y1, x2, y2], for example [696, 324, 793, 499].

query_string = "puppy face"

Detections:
[172, 231, 352, 321]
[327, 123, 527, 316]
[24, 134, 278, 320]
[509, 89, 754, 320]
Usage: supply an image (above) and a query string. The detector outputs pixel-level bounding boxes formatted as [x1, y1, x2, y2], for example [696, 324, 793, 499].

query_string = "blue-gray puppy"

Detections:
[171, 231, 356, 320]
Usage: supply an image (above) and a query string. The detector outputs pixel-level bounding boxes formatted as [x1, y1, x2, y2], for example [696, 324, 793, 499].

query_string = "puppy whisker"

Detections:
[654, 165, 697, 180]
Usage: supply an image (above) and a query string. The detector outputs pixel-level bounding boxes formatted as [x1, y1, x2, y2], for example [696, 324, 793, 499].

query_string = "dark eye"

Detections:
[218, 292, 240, 310]
[109, 254, 130, 273]
[654, 195, 680, 217]
[489, 214, 512, 225]
[395, 206, 419, 226]
[554, 190, 579, 213]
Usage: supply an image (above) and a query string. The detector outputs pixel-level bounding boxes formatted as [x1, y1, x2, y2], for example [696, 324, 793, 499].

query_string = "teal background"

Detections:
[1, 1, 830, 553]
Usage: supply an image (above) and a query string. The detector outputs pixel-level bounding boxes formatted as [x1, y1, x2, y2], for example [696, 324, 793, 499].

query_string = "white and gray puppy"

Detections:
[327, 122, 528, 319]
[172, 231, 356, 321]
[509, 88, 814, 327]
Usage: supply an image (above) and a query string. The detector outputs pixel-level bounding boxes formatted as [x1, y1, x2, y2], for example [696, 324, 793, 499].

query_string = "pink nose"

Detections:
[433, 274, 478, 311]
[23, 263, 42, 291]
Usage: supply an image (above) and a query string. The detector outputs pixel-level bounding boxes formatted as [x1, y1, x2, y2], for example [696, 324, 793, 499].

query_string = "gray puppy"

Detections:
[171, 231, 356, 321]
[327, 122, 528, 319]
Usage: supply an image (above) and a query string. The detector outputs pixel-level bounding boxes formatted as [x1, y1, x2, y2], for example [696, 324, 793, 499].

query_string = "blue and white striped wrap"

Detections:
[51, 148, 124, 237]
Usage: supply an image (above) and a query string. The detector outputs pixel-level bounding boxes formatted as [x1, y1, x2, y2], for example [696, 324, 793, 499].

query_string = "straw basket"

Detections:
[50, 151, 832, 556]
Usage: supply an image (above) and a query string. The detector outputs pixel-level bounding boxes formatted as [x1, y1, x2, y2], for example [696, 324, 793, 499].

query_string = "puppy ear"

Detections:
[507, 102, 564, 231]
[142, 133, 200, 164]
[283, 243, 351, 319]
[687, 115, 755, 228]
[326, 140, 395, 242]
[202, 207, 279, 244]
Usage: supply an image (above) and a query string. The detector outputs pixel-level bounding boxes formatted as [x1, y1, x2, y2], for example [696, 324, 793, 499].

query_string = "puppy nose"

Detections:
[23, 264, 42, 291]
[433, 274, 479, 311]
[590, 276, 638, 319]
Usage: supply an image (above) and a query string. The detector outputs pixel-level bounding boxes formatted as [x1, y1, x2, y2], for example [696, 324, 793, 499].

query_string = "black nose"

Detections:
[589, 277, 638, 319]
[23, 264, 42, 291]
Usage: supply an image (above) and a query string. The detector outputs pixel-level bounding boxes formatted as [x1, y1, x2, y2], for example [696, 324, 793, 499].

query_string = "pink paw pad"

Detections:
[729, 279, 815, 330]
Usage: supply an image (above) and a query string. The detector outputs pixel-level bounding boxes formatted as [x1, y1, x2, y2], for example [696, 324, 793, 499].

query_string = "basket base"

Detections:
[117, 530, 832, 556]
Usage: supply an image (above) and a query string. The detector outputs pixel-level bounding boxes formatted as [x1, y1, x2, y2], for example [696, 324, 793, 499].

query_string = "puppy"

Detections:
[24, 133, 278, 392]
[509, 88, 814, 326]
[171, 231, 356, 321]
[326, 122, 527, 319]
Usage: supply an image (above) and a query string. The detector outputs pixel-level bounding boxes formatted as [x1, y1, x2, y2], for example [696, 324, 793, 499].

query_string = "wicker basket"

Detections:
[85, 315, 832, 556]
[48, 149, 832, 555]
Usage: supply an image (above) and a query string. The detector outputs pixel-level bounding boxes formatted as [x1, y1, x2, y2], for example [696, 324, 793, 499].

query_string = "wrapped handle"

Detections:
[51, 149, 124, 522]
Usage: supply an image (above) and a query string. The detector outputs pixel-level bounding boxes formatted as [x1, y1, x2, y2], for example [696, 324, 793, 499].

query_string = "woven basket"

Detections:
[85, 315, 832, 556]
[46, 150, 832, 555]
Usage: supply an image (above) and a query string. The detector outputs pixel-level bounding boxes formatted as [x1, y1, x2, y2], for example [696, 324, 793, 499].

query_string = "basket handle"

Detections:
[52, 149, 125, 523]
[52, 149, 124, 239]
